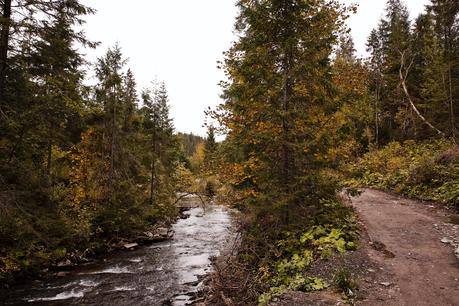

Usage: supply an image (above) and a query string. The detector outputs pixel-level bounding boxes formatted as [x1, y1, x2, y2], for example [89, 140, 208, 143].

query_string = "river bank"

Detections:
[1, 212, 178, 288]
[0, 198, 236, 305]
[1, 194, 205, 288]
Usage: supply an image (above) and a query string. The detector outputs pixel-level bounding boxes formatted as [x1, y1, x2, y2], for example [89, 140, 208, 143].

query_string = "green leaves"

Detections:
[275, 252, 313, 275]
[346, 140, 459, 207]
[255, 199, 358, 304]
[333, 267, 358, 296]
[300, 226, 354, 256]
[258, 275, 328, 305]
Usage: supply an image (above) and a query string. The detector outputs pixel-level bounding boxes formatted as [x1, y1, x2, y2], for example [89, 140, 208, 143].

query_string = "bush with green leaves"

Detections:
[255, 199, 359, 305]
[344, 140, 459, 208]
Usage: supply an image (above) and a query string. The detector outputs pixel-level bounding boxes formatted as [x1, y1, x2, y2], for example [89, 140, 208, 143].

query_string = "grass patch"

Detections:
[333, 267, 358, 297]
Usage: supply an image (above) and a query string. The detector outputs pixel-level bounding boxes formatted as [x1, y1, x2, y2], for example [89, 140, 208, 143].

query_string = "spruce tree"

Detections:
[427, 0, 459, 139]
[0, 0, 94, 103]
[382, 0, 412, 139]
[411, 12, 449, 137]
[366, 0, 430, 141]
[215, 0, 351, 217]
[141, 81, 177, 207]
[31, 7, 86, 187]
[204, 125, 217, 167]
[367, 27, 386, 145]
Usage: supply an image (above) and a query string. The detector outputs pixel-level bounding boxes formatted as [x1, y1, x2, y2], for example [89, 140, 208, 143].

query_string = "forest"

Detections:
[0, 0, 210, 285]
[0, 0, 458, 305]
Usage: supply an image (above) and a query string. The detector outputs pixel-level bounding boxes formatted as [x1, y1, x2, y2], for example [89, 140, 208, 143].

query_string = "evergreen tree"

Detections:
[94, 45, 126, 198]
[366, 0, 458, 141]
[1, 0, 93, 188]
[381, 0, 412, 139]
[0, 0, 94, 104]
[141, 81, 177, 208]
[31, 6, 86, 187]
[0, 0, 98, 283]
[121, 69, 138, 133]
[367, 27, 386, 145]
[177, 132, 205, 158]
[214, 0, 350, 217]
[411, 12, 449, 137]
[427, 0, 459, 139]
[204, 125, 217, 168]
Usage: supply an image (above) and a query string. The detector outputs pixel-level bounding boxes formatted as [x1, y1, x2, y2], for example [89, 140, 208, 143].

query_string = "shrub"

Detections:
[333, 267, 358, 296]
[205, 180, 216, 198]
[344, 140, 459, 208]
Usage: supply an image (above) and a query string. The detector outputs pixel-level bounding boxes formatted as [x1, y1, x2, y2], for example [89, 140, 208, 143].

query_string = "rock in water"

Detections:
[57, 259, 73, 269]
[156, 227, 170, 237]
[138, 227, 173, 243]
[123, 243, 139, 249]
[56, 271, 68, 277]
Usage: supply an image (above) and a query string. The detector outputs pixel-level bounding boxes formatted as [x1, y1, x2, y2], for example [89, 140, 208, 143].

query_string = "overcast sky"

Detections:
[80, 0, 429, 136]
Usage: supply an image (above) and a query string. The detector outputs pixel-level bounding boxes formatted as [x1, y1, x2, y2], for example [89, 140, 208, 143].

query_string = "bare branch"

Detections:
[399, 50, 445, 137]
[174, 192, 210, 209]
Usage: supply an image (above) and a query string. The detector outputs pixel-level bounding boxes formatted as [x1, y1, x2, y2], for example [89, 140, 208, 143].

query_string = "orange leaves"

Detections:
[219, 157, 260, 191]
[191, 142, 205, 169]
[293, 83, 309, 97]
[67, 128, 107, 209]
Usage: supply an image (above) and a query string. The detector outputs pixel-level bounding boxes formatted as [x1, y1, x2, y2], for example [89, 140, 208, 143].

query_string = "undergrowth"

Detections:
[212, 197, 359, 305]
[333, 267, 358, 297]
[343, 140, 459, 209]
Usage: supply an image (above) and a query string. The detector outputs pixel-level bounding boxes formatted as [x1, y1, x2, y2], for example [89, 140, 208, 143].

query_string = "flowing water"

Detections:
[1, 200, 235, 306]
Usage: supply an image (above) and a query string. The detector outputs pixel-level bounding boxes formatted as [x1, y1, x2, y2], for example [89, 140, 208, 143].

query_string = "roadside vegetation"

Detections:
[213, 198, 359, 305]
[344, 140, 459, 209]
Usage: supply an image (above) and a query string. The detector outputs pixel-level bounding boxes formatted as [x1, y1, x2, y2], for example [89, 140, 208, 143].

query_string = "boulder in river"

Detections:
[137, 227, 174, 243]
[123, 243, 139, 249]
[56, 271, 68, 277]
[56, 259, 74, 269]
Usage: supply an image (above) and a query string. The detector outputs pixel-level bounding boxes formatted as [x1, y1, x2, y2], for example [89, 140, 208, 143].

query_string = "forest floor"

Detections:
[271, 189, 459, 306]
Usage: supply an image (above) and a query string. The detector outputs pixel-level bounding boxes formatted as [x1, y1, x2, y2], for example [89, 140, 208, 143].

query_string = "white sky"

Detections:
[80, 0, 429, 136]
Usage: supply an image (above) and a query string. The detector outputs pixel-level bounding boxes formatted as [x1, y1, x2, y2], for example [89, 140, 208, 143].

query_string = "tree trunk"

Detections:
[448, 65, 456, 141]
[281, 83, 290, 186]
[7, 126, 25, 163]
[374, 81, 381, 146]
[281, 54, 292, 190]
[108, 91, 116, 197]
[46, 120, 54, 188]
[281, 49, 293, 224]
[0, 0, 11, 103]
[150, 124, 157, 206]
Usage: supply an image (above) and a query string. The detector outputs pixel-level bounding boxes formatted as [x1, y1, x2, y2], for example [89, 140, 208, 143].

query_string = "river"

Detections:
[1, 199, 235, 306]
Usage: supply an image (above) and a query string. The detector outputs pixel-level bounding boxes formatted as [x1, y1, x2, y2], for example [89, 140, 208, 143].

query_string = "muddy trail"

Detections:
[350, 189, 459, 306]
[271, 189, 459, 306]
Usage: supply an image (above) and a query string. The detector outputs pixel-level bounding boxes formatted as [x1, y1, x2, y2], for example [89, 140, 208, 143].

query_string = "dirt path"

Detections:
[351, 188, 459, 306]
